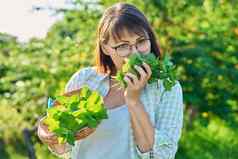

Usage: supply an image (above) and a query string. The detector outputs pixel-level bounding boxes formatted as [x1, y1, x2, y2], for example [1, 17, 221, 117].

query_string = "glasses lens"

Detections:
[116, 44, 130, 57]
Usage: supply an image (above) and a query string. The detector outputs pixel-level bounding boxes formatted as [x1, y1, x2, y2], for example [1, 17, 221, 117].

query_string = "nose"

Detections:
[131, 45, 138, 54]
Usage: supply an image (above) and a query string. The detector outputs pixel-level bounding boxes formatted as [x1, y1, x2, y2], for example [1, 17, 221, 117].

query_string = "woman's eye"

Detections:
[137, 39, 146, 45]
[118, 44, 129, 49]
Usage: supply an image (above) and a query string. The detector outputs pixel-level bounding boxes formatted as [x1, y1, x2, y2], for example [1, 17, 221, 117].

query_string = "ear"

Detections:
[101, 43, 113, 56]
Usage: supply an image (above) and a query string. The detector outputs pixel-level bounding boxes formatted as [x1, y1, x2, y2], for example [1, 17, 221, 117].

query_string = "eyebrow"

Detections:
[111, 36, 145, 48]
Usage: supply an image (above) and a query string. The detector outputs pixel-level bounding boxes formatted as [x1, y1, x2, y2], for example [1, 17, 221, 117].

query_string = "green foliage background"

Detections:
[0, 0, 237, 158]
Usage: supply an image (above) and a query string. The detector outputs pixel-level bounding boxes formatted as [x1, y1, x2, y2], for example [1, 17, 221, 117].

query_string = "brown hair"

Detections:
[94, 2, 161, 75]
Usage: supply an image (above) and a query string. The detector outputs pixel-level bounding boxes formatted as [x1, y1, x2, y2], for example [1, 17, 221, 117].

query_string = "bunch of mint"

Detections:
[115, 52, 178, 91]
[43, 86, 108, 145]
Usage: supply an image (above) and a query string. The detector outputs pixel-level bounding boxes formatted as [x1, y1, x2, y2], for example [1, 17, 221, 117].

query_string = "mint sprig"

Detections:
[115, 52, 178, 91]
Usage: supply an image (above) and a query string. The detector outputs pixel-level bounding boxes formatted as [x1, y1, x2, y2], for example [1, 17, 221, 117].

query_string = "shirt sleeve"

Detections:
[136, 80, 184, 159]
[64, 67, 92, 93]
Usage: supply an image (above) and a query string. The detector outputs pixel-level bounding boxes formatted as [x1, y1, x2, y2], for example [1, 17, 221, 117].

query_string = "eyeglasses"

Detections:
[109, 38, 151, 57]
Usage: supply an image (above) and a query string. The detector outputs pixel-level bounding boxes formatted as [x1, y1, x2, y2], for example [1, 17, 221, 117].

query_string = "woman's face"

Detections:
[102, 29, 151, 72]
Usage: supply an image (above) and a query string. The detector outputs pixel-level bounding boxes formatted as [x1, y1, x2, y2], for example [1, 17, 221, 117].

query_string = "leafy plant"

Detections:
[43, 85, 108, 145]
[115, 52, 178, 91]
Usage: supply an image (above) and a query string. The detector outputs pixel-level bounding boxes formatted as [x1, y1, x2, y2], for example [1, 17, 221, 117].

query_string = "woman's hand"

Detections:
[38, 118, 69, 155]
[38, 117, 96, 142]
[37, 116, 59, 145]
[123, 62, 152, 105]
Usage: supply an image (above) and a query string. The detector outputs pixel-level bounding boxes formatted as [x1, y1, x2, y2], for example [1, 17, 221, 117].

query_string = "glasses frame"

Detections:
[103, 37, 151, 57]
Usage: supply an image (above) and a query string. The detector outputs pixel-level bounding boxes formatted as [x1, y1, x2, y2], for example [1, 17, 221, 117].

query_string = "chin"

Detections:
[117, 65, 123, 71]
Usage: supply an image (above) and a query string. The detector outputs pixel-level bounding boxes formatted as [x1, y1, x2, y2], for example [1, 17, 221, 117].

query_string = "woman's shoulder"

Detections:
[155, 79, 183, 106]
[74, 66, 95, 76]
[68, 66, 99, 80]
[65, 66, 108, 93]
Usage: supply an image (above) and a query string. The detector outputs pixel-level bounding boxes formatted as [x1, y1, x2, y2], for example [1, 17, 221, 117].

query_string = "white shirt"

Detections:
[51, 66, 184, 159]
[71, 104, 131, 159]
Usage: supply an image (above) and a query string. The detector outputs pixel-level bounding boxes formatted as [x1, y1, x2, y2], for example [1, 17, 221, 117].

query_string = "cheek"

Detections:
[111, 55, 124, 67]
[142, 43, 151, 55]
[146, 43, 151, 52]
[110, 50, 124, 60]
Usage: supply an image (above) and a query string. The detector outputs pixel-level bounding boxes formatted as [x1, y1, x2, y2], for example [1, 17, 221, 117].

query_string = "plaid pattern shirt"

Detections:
[49, 66, 184, 159]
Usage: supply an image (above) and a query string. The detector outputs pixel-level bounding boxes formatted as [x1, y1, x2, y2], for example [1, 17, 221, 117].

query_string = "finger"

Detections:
[40, 135, 59, 144]
[124, 73, 133, 83]
[142, 62, 152, 78]
[124, 76, 134, 88]
[38, 123, 55, 138]
[134, 65, 147, 80]
[126, 72, 139, 84]
[38, 130, 58, 142]
[38, 125, 59, 145]
[45, 139, 59, 145]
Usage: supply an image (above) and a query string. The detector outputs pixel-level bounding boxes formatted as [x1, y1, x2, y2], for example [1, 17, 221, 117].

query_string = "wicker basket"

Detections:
[74, 127, 96, 140]
[47, 89, 97, 141]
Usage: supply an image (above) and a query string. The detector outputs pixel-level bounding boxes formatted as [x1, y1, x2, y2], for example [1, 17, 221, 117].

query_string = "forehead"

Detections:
[108, 27, 147, 44]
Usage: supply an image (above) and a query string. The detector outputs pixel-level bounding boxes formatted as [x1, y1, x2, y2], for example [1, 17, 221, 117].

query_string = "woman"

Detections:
[37, 2, 184, 159]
